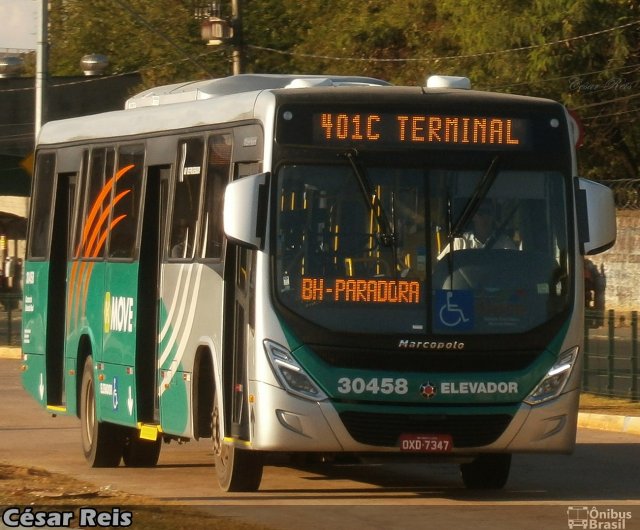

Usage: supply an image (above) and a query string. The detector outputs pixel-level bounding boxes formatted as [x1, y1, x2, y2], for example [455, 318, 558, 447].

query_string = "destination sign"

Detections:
[301, 277, 421, 304]
[314, 112, 529, 149]
[277, 106, 538, 150]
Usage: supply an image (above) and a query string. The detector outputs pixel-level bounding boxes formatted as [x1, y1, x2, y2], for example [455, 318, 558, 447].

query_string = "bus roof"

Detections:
[36, 74, 391, 147]
[36, 74, 562, 147]
[124, 74, 392, 108]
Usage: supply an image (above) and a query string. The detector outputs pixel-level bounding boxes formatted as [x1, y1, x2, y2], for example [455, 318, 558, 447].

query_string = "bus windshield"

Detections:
[274, 162, 570, 335]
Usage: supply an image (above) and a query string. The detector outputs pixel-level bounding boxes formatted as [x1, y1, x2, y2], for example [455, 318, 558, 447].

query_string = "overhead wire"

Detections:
[0, 16, 636, 94]
[246, 19, 640, 63]
[110, 0, 215, 77]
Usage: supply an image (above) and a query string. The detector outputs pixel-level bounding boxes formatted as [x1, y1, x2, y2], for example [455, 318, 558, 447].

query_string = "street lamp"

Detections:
[80, 54, 109, 76]
[0, 56, 24, 78]
[196, 1, 242, 75]
[200, 13, 233, 46]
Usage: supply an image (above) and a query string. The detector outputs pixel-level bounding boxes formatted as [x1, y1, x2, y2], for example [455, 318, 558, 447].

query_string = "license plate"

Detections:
[398, 433, 453, 453]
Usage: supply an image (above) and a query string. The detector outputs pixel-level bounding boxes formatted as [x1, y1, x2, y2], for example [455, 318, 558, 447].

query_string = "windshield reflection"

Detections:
[274, 163, 570, 335]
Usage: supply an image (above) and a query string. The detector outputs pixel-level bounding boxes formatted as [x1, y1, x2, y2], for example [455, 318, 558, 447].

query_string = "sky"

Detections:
[0, 0, 38, 50]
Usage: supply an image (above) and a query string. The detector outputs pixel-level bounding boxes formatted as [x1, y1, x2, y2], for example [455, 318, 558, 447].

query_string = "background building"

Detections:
[0, 63, 141, 297]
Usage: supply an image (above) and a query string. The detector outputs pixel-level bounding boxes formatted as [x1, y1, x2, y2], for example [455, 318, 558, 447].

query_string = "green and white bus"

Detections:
[22, 74, 616, 491]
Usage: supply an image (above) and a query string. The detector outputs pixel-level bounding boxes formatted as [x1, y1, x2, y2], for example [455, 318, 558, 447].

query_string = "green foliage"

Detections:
[48, 0, 229, 87]
[46, 0, 640, 179]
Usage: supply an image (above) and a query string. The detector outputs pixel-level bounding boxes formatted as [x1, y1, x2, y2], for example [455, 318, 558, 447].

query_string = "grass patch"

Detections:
[579, 392, 639, 416]
[0, 462, 271, 530]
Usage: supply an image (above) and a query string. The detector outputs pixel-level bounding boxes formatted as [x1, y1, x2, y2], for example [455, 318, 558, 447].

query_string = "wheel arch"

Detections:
[192, 344, 215, 440]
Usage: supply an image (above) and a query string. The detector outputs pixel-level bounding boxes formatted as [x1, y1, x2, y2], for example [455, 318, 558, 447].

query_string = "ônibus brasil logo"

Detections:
[567, 506, 632, 529]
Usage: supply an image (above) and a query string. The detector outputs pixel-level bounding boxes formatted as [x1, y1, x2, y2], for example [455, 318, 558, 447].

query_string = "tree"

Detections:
[435, 0, 640, 179]
[44, 0, 639, 180]
[47, 0, 229, 88]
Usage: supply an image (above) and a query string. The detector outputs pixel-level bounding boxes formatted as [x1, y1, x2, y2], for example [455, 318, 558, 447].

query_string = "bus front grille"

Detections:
[313, 347, 540, 373]
[338, 411, 513, 448]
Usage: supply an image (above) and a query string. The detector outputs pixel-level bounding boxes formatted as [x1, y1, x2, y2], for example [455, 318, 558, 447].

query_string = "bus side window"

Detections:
[28, 153, 57, 259]
[108, 145, 145, 259]
[201, 133, 232, 259]
[74, 147, 113, 259]
[170, 137, 204, 260]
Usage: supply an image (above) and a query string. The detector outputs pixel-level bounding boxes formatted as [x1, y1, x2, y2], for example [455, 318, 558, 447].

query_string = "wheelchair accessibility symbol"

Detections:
[434, 290, 474, 330]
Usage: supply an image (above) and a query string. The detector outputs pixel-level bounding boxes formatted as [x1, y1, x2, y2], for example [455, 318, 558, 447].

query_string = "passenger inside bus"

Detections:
[170, 219, 193, 259]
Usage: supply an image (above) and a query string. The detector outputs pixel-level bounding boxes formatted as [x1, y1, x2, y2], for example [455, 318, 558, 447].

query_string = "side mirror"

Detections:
[223, 172, 269, 250]
[576, 177, 616, 255]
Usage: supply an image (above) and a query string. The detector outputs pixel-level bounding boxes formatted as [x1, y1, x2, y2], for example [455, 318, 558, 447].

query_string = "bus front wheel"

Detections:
[460, 453, 511, 489]
[80, 356, 123, 467]
[212, 391, 263, 492]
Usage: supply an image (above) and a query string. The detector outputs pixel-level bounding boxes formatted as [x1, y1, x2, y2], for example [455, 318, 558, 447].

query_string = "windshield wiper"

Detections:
[341, 149, 396, 247]
[449, 155, 501, 240]
[441, 156, 501, 286]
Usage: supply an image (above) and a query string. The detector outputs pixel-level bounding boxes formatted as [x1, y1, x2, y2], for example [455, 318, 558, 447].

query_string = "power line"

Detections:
[487, 63, 640, 91]
[0, 47, 227, 95]
[0, 16, 637, 98]
[582, 107, 640, 120]
[246, 19, 640, 63]
[572, 92, 640, 110]
[110, 0, 214, 77]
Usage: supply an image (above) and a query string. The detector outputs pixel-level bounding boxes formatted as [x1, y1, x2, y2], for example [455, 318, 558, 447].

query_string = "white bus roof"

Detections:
[37, 74, 391, 146]
[125, 74, 391, 108]
[36, 74, 559, 147]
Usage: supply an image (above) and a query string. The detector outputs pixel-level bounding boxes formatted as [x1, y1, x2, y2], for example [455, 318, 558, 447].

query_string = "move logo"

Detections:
[103, 292, 135, 334]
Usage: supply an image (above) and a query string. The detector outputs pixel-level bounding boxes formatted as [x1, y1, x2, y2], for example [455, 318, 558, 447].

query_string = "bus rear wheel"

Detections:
[80, 356, 123, 467]
[212, 391, 263, 491]
[460, 453, 511, 489]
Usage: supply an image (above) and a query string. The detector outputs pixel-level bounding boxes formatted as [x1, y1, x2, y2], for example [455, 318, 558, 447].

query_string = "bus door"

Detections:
[46, 171, 77, 407]
[136, 165, 168, 423]
[223, 244, 256, 440]
[223, 159, 262, 442]
[101, 145, 149, 425]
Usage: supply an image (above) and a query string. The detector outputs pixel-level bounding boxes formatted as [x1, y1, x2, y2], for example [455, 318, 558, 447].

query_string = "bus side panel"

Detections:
[157, 263, 195, 437]
[159, 368, 191, 436]
[65, 259, 106, 418]
[94, 363, 136, 426]
[21, 261, 50, 406]
[158, 264, 224, 438]
[99, 261, 140, 427]
[61, 258, 102, 416]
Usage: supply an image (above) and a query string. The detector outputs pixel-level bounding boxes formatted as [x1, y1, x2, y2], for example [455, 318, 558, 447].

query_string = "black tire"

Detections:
[212, 390, 263, 491]
[122, 430, 162, 467]
[460, 453, 511, 489]
[80, 356, 123, 467]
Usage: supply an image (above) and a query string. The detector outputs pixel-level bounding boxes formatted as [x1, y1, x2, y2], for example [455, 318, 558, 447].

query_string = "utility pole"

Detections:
[230, 0, 242, 75]
[35, 0, 48, 140]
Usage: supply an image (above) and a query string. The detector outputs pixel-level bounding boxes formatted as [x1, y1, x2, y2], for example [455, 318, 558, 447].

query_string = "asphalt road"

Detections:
[1, 358, 639, 530]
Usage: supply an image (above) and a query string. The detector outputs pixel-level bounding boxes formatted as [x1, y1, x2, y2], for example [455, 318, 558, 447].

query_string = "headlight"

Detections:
[524, 346, 579, 405]
[264, 340, 328, 401]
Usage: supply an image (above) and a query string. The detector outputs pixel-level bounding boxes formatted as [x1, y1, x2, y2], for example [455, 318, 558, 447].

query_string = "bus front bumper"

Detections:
[248, 381, 579, 455]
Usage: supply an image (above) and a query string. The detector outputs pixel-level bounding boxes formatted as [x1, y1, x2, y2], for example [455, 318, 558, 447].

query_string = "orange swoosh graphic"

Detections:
[67, 164, 135, 329]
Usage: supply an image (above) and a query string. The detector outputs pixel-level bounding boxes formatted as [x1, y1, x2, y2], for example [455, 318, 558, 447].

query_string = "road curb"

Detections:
[578, 411, 640, 435]
[0, 347, 20, 360]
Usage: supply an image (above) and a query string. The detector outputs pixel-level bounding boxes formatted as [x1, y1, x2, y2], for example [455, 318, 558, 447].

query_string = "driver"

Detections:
[454, 199, 516, 250]
[438, 199, 516, 259]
